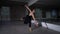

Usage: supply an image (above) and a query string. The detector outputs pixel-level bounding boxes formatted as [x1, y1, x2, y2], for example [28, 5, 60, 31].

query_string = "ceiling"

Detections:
[31, 0, 60, 8]
[10, 0, 60, 8]
[10, 0, 29, 2]
[0, 0, 60, 8]
[0, 0, 28, 6]
[36, 0, 60, 5]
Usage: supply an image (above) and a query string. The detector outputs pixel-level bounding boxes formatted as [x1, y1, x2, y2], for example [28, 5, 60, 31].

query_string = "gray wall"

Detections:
[1, 6, 10, 21]
[0, 6, 26, 21]
[10, 6, 26, 21]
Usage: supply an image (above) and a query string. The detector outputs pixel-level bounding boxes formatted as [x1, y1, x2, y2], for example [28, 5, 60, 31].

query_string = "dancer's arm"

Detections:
[25, 5, 31, 12]
[31, 14, 35, 20]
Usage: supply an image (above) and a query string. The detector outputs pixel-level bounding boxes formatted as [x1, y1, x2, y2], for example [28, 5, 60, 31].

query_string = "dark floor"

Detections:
[0, 21, 60, 34]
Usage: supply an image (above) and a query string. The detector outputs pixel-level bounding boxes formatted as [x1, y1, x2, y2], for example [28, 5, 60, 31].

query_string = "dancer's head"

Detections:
[31, 7, 35, 13]
[32, 9, 35, 13]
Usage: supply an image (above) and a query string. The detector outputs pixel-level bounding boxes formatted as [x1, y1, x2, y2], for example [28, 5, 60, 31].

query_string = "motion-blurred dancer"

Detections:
[25, 5, 36, 32]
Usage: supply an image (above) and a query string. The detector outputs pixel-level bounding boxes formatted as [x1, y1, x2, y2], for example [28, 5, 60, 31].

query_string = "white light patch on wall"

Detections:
[41, 22, 47, 28]
[46, 23, 60, 32]
[41, 22, 60, 32]
[41, 22, 48, 28]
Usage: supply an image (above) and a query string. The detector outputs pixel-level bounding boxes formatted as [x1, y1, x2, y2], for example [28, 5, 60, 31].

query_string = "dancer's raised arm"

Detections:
[25, 5, 31, 12]
[31, 14, 35, 20]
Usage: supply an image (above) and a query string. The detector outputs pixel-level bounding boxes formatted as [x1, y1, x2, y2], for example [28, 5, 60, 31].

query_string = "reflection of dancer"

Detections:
[25, 5, 36, 32]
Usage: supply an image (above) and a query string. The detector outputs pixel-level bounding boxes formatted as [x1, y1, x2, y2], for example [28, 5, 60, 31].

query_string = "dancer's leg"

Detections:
[29, 21, 32, 32]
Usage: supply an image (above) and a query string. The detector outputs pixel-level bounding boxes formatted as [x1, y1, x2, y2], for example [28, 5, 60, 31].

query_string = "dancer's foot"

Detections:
[29, 28, 32, 32]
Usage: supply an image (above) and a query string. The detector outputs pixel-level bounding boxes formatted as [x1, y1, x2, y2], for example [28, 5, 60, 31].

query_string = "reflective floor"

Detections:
[0, 21, 60, 34]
